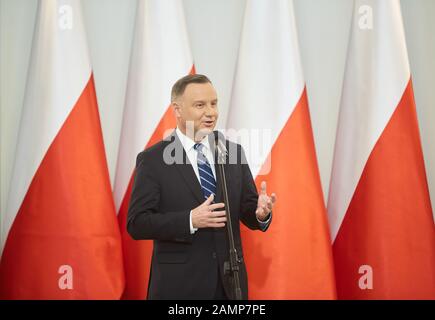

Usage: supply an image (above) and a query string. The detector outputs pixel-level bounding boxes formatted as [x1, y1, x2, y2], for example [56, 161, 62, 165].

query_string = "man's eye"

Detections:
[196, 104, 204, 108]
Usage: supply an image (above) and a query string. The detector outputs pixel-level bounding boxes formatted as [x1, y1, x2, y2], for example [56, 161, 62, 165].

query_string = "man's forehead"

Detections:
[183, 82, 217, 96]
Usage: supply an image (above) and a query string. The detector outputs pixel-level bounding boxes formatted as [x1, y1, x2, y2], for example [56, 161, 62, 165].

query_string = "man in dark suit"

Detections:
[127, 74, 276, 300]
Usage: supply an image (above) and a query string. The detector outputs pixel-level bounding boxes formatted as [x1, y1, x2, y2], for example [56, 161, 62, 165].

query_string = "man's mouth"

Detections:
[202, 120, 215, 127]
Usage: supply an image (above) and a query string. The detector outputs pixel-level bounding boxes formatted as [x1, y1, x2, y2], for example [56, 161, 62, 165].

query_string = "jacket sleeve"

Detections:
[126, 151, 193, 243]
[239, 145, 272, 231]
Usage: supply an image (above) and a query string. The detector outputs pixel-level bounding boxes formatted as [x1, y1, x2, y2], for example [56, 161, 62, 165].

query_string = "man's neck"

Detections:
[177, 126, 206, 143]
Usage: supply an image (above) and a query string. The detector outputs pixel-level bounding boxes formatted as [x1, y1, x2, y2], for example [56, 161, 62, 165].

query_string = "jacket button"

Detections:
[212, 252, 217, 259]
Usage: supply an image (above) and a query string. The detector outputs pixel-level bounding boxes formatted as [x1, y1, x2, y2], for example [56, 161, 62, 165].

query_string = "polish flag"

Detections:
[114, 0, 194, 299]
[328, 0, 435, 299]
[0, 0, 124, 299]
[227, 0, 336, 299]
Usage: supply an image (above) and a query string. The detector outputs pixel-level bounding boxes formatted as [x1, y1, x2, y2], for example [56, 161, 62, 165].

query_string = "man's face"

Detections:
[174, 82, 219, 141]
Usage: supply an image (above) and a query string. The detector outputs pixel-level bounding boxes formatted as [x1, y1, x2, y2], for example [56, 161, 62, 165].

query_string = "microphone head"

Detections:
[209, 130, 227, 163]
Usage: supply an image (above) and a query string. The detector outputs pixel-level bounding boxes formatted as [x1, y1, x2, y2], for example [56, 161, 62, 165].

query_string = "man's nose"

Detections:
[205, 104, 217, 116]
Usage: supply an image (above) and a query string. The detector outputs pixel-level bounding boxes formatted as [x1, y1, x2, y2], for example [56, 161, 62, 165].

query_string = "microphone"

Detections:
[210, 130, 242, 300]
[212, 130, 228, 164]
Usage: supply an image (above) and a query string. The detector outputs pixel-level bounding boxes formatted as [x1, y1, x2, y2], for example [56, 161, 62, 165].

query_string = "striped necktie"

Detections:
[194, 143, 217, 200]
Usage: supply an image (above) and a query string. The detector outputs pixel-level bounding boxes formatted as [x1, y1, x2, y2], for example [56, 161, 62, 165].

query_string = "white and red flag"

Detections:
[114, 0, 194, 299]
[227, 0, 336, 299]
[0, 0, 124, 299]
[328, 0, 435, 299]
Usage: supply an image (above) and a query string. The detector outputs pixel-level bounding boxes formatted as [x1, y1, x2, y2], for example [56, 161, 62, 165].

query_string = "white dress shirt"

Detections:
[176, 127, 216, 183]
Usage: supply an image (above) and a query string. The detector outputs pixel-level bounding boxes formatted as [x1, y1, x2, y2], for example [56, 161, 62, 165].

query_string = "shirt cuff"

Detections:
[190, 210, 198, 234]
[257, 213, 271, 228]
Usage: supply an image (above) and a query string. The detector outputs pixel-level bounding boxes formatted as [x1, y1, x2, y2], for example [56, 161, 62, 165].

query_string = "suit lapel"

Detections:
[169, 131, 204, 204]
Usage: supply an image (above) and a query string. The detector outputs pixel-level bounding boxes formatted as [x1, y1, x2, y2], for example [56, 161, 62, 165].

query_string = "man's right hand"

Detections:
[191, 194, 227, 228]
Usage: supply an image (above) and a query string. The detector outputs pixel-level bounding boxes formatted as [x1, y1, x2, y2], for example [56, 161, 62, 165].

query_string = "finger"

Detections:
[260, 181, 267, 195]
[208, 202, 225, 211]
[211, 210, 226, 217]
[210, 216, 227, 223]
[271, 193, 277, 204]
[262, 206, 270, 215]
[256, 207, 264, 217]
[209, 222, 226, 228]
[203, 193, 214, 205]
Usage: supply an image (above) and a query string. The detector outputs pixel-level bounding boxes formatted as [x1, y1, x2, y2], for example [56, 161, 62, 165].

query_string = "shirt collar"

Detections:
[175, 127, 211, 153]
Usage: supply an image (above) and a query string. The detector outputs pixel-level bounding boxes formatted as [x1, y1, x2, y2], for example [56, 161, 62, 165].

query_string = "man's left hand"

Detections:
[256, 181, 277, 221]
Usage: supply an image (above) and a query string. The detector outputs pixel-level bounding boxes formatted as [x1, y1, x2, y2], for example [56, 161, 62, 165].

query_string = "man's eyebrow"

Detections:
[192, 99, 218, 104]
[192, 98, 218, 103]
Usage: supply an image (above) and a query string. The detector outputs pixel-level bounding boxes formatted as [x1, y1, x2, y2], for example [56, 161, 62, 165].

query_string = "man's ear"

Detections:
[173, 102, 181, 118]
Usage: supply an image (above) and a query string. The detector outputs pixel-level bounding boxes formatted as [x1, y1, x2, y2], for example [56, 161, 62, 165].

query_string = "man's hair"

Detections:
[171, 74, 212, 102]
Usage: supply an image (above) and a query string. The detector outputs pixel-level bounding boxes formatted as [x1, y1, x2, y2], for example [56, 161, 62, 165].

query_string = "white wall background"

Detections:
[1, 0, 434, 225]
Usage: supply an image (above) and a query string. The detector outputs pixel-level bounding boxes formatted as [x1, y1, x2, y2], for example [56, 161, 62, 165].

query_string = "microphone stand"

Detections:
[215, 136, 242, 300]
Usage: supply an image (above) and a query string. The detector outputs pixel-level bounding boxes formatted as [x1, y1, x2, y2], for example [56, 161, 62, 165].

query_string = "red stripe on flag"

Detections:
[0, 76, 124, 299]
[242, 88, 337, 299]
[333, 80, 435, 299]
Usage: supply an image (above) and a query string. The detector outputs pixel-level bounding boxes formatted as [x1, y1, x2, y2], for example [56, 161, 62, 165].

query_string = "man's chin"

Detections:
[195, 127, 214, 140]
